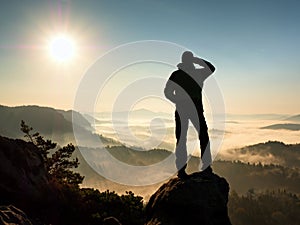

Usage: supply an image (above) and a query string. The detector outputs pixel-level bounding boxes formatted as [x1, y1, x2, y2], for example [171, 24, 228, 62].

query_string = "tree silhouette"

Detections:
[20, 120, 84, 187]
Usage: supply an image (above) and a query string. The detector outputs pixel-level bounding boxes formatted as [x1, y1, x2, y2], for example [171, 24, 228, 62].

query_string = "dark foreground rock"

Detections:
[0, 136, 49, 206]
[103, 216, 122, 225]
[0, 205, 33, 225]
[145, 172, 232, 225]
[0, 136, 54, 223]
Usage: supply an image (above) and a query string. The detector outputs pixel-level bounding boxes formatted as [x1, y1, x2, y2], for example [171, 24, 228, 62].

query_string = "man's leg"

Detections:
[198, 113, 212, 170]
[190, 109, 212, 171]
[175, 109, 189, 177]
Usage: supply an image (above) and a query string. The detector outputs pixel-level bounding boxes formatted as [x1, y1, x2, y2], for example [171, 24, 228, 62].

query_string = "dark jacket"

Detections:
[164, 59, 215, 110]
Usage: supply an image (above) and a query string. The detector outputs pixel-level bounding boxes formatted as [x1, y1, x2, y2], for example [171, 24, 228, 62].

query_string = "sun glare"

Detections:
[49, 35, 75, 62]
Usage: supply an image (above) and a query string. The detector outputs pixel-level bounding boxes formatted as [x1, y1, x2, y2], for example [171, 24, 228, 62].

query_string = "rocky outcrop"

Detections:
[0, 136, 49, 212]
[103, 216, 122, 225]
[145, 172, 232, 225]
[0, 205, 33, 225]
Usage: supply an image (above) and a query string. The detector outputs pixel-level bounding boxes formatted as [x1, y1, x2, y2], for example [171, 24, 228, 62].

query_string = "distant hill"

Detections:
[0, 105, 120, 147]
[226, 114, 287, 121]
[95, 109, 172, 121]
[57, 109, 94, 132]
[261, 123, 300, 131]
[226, 141, 300, 168]
[0, 105, 72, 137]
[82, 113, 102, 125]
[284, 114, 300, 122]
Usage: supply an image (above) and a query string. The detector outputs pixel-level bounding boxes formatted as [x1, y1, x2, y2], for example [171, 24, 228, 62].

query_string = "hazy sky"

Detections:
[0, 0, 299, 114]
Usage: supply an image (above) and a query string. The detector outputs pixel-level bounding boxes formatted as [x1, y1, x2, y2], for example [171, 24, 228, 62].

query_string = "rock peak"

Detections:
[145, 172, 232, 225]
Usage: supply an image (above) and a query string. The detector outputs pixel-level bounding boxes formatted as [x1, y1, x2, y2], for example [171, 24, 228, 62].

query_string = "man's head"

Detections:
[179, 51, 195, 71]
[181, 51, 194, 64]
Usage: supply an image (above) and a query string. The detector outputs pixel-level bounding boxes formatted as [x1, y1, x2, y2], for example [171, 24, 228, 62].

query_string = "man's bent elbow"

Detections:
[207, 62, 216, 73]
[164, 88, 175, 103]
[164, 87, 170, 99]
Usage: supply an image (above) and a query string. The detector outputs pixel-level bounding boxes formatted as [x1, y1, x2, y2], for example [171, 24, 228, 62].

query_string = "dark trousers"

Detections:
[175, 99, 211, 171]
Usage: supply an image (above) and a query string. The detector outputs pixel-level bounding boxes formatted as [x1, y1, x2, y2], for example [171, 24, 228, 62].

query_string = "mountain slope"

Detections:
[226, 141, 300, 168]
[284, 114, 300, 122]
[261, 123, 300, 131]
[0, 105, 119, 147]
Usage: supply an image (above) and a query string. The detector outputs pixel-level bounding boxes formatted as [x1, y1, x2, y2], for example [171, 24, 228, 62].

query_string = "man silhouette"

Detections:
[164, 51, 215, 178]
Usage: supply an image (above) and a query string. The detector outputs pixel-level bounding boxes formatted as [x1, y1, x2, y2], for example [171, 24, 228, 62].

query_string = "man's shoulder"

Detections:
[174, 68, 186, 74]
[169, 69, 184, 80]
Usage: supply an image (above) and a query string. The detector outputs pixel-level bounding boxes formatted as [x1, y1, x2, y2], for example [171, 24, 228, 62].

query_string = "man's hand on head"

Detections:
[193, 57, 204, 66]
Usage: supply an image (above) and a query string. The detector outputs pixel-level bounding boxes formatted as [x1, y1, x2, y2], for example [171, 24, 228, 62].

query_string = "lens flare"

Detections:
[49, 35, 75, 62]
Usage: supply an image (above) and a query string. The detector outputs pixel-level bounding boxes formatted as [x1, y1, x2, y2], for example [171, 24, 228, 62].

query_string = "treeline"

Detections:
[229, 140, 300, 168]
[211, 160, 300, 195]
[228, 189, 300, 225]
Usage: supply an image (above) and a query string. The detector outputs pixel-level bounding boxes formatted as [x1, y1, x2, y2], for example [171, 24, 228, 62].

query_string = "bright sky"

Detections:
[0, 0, 299, 114]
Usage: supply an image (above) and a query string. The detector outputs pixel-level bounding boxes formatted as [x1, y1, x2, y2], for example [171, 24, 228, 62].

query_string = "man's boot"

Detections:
[177, 164, 188, 179]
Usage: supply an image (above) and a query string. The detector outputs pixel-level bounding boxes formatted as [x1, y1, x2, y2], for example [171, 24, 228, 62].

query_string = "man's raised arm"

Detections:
[194, 57, 216, 78]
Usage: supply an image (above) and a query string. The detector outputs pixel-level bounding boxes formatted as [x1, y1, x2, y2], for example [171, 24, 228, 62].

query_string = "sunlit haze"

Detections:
[0, 0, 299, 114]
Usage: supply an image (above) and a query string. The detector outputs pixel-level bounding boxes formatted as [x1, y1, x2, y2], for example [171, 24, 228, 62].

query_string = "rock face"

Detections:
[145, 172, 232, 225]
[103, 216, 122, 225]
[0, 205, 33, 225]
[0, 136, 49, 210]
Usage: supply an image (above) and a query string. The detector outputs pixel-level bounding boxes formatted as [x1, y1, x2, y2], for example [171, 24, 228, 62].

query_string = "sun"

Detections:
[49, 35, 75, 62]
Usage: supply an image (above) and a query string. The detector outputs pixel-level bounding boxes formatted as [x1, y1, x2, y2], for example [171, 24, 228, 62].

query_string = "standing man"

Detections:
[164, 51, 215, 178]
